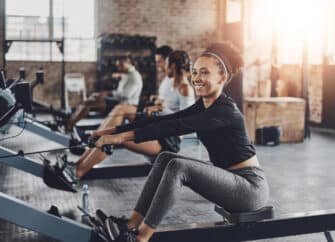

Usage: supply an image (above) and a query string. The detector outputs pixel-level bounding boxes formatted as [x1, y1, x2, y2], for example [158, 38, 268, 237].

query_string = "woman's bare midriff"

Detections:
[227, 155, 260, 171]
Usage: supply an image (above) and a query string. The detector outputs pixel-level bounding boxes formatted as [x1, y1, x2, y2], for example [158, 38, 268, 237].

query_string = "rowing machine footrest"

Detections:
[214, 205, 274, 224]
[47, 205, 61, 217]
[43, 160, 77, 193]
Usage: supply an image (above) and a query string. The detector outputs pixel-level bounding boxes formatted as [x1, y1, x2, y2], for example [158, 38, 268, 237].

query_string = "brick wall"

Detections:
[0, 0, 324, 122]
[6, 61, 96, 108]
[96, 0, 219, 59]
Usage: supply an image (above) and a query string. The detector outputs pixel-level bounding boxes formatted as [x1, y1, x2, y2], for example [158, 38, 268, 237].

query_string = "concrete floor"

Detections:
[0, 124, 335, 242]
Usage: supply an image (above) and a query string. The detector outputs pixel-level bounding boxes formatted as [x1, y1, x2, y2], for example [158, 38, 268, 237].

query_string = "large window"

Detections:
[247, 0, 335, 65]
[6, 0, 96, 62]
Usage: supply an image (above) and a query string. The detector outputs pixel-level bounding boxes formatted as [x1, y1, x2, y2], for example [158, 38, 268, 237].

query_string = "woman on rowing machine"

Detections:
[95, 42, 269, 242]
[61, 50, 195, 181]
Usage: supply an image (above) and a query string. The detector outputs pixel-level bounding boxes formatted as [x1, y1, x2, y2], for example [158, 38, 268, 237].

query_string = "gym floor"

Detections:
[1, 125, 335, 242]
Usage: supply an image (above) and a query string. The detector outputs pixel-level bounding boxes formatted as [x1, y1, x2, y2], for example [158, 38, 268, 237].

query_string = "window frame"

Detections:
[5, 0, 96, 62]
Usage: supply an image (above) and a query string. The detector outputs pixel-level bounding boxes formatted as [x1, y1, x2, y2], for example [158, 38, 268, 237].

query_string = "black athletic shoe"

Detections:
[116, 229, 138, 242]
[42, 156, 77, 193]
[55, 154, 78, 185]
[105, 217, 138, 242]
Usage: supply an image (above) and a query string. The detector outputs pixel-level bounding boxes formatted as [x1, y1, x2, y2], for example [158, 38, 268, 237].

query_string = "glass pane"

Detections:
[6, 42, 63, 61]
[65, 39, 96, 61]
[6, 0, 49, 17]
[6, 16, 49, 39]
[6, 42, 48, 61]
[277, 36, 303, 64]
[6, 0, 96, 62]
[53, 0, 94, 39]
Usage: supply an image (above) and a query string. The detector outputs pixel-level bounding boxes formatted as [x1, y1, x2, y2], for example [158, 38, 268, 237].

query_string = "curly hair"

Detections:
[201, 42, 243, 85]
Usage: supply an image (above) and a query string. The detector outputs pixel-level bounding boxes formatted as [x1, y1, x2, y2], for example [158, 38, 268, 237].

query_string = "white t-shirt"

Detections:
[158, 76, 194, 115]
[112, 66, 143, 106]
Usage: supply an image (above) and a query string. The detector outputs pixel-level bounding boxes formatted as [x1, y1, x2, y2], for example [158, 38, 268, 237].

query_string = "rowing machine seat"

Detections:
[214, 205, 274, 224]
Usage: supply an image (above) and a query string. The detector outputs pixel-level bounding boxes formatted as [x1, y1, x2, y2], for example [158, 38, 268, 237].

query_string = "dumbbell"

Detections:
[88, 136, 113, 155]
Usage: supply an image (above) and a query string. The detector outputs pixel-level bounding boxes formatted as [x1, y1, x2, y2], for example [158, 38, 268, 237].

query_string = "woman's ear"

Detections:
[218, 73, 227, 84]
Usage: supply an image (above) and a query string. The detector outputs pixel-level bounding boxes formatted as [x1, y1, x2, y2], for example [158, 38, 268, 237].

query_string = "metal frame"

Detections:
[0, 145, 44, 178]
[15, 115, 70, 146]
[1, 129, 335, 241]
[152, 209, 335, 242]
[83, 162, 152, 180]
[0, 192, 103, 242]
[0, 142, 152, 181]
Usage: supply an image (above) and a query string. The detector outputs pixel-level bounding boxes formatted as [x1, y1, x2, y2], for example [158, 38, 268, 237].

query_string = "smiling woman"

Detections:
[191, 42, 243, 104]
[92, 42, 269, 242]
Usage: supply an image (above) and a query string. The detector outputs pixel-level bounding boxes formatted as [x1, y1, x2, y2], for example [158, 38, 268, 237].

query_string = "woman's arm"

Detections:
[134, 105, 234, 143]
[95, 105, 234, 147]
[90, 127, 117, 138]
[114, 100, 200, 133]
[95, 131, 135, 147]
[93, 101, 202, 147]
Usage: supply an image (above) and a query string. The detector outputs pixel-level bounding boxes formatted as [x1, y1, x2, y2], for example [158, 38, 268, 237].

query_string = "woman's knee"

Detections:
[165, 158, 188, 174]
[155, 151, 177, 162]
[153, 151, 178, 168]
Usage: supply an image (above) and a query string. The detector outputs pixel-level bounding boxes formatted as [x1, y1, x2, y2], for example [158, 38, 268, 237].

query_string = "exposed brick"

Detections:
[0, 0, 323, 122]
[6, 61, 96, 109]
[96, 0, 218, 60]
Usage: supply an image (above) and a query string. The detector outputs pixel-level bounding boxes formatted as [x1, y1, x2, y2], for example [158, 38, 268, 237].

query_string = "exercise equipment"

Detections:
[0, 70, 31, 133]
[2, 69, 335, 241]
[0, 70, 111, 241]
[149, 206, 335, 242]
[0, 88, 149, 191]
[28, 68, 72, 129]
[84, 203, 334, 242]
[0, 69, 79, 192]
[88, 136, 114, 155]
[255, 126, 281, 146]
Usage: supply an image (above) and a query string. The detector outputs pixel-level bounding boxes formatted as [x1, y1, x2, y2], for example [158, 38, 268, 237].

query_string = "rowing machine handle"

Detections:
[88, 136, 113, 155]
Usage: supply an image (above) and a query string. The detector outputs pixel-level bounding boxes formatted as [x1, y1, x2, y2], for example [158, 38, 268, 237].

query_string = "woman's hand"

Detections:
[145, 105, 164, 116]
[88, 127, 117, 141]
[95, 131, 135, 148]
[154, 98, 164, 106]
[95, 134, 123, 148]
[149, 94, 158, 103]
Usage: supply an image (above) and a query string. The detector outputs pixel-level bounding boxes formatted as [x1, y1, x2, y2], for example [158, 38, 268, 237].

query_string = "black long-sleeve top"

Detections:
[116, 93, 256, 169]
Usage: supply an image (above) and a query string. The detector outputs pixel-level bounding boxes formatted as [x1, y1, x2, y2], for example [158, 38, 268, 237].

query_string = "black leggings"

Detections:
[134, 151, 269, 228]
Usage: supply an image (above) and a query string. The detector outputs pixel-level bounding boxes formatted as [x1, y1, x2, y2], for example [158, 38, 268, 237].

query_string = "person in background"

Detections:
[66, 55, 143, 130]
[61, 49, 195, 182]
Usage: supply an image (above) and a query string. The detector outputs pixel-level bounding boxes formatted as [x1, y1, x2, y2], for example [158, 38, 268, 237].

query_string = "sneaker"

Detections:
[56, 154, 78, 184]
[42, 155, 77, 193]
[104, 217, 137, 242]
[116, 229, 138, 242]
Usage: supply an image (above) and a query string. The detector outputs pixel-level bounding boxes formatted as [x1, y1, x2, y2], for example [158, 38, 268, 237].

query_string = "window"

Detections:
[6, 0, 96, 62]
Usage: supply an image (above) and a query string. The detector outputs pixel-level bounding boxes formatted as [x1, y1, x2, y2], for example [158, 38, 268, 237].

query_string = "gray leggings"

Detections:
[134, 151, 269, 229]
